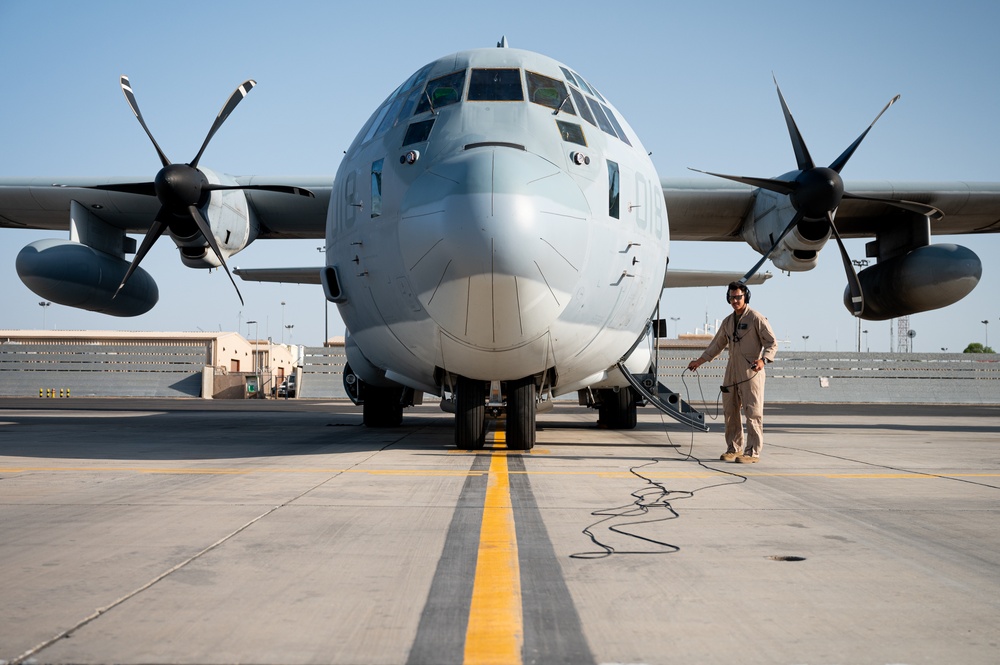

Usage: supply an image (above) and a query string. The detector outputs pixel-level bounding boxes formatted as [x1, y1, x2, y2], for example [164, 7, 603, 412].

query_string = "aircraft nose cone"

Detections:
[399, 147, 590, 351]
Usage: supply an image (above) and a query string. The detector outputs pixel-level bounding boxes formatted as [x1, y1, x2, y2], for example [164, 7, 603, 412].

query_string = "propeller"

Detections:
[85, 76, 315, 305]
[691, 78, 943, 317]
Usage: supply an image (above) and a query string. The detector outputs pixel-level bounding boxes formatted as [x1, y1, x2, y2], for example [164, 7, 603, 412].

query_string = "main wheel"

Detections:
[597, 387, 637, 430]
[505, 376, 536, 451]
[455, 376, 486, 450]
[363, 385, 404, 428]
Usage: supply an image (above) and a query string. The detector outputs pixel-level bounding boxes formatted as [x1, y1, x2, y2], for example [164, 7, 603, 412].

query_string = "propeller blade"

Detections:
[82, 182, 157, 197]
[687, 168, 797, 196]
[115, 215, 167, 299]
[774, 77, 815, 171]
[827, 211, 865, 317]
[739, 211, 804, 284]
[190, 80, 257, 168]
[204, 183, 316, 198]
[187, 205, 244, 306]
[842, 191, 944, 220]
[120, 76, 171, 168]
[828, 94, 900, 174]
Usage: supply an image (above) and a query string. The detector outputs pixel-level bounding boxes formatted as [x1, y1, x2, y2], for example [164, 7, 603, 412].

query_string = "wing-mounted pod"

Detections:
[847, 214, 981, 320]
[15, 200, 158, 316]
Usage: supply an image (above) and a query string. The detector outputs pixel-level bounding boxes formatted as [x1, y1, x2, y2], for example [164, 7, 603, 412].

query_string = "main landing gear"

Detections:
[595, 387, 637, 430]
[454, 376, 536, 452]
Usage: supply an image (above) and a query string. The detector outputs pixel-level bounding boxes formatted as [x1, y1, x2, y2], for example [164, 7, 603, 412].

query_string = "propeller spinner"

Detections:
[692, 79, 943, 317]
[88, 76, 314, 305]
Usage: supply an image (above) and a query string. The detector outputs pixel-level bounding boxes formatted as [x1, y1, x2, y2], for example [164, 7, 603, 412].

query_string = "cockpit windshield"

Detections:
[468, 69, 524, 101]
[415, 70, 466, 114]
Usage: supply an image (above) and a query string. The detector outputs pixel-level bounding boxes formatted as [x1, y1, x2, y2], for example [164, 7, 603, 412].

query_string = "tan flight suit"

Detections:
[696, 307, 777, 458]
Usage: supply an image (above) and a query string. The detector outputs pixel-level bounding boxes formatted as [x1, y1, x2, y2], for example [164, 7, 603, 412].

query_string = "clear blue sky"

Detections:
[2, 0, 998, 353]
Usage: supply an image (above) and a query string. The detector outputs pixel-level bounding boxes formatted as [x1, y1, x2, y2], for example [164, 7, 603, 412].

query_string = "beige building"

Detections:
[0, 330, 300, 398]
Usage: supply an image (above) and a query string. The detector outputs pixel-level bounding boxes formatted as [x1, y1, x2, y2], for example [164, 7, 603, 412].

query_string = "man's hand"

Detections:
[687, 359, 702, 372]
[750, 359, 764, 372]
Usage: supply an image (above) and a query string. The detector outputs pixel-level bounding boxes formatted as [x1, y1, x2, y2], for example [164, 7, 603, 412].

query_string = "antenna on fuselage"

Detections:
[497, 36, 508, 48]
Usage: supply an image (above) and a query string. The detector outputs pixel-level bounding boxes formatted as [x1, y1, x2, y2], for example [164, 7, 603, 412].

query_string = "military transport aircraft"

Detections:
[2, 39, 998, 450]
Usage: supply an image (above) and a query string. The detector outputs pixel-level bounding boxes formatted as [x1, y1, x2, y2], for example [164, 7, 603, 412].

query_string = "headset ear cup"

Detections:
[744, 286, 751, 304]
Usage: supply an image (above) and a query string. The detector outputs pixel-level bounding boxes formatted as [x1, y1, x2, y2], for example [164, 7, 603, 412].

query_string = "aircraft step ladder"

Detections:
[615, 361, 709, 432]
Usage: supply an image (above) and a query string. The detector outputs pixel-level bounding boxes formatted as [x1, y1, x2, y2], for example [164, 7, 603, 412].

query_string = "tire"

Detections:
[597, 387, 637, 430]
[505, 377, 536, 450]
[455, 376, 486, 450]
[363, 386, 404, 428]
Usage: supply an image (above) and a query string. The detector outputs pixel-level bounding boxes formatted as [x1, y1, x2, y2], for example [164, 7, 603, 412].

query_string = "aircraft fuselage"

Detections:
[325, 46, 668, 447]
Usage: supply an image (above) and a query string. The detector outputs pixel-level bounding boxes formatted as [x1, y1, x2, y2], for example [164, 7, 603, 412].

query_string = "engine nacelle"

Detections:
[846, 243, 981, 320]
[743, 188, 830, 273]
[16, 239, 159, 317]
[173, 168, 260, 269]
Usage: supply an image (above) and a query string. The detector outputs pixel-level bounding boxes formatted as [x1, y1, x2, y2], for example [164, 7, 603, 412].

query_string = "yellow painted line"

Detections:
[464, 447, 523, 665]
[2, 467, 997, 480]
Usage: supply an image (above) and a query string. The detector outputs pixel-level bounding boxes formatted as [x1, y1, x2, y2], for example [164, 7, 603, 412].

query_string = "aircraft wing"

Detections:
[232, 267, 322, 284]
[662, 178, 1000, 240]
[6, 175, 998, 241]
[0, 176, 332, 239]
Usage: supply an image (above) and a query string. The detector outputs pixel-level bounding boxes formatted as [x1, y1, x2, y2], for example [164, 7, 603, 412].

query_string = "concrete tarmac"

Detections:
[0, 398, 998, 665]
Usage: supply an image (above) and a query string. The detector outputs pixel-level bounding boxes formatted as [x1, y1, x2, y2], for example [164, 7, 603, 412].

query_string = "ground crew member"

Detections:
[687, 282, 777, 463]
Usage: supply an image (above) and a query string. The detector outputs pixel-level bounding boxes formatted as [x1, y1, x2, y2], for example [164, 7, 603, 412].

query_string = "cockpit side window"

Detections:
[570, 87, 595, 126]
[416, 70, 466, 114]
[526, 71, 574, 114]
[556, 120, 586, 146]
[468, 69, 524, 101]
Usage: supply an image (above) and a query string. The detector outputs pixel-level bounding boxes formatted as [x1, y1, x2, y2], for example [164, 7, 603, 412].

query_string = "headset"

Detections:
[725, 281, 751, 304]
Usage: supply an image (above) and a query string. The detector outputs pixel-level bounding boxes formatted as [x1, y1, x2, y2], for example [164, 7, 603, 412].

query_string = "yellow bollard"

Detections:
[39, 388, 43, 398]
[66, 388, 71, 398]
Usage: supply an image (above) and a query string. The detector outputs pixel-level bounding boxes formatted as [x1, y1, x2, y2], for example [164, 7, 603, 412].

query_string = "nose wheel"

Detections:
[505, 377, 536, 451]
[455, 376, 486, 450]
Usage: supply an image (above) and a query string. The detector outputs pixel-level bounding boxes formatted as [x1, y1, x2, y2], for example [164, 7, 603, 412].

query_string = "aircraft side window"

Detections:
[559, 66, 580, 88]
[607, 160, 620, 219]
[362, 100, 395, 145]
[556, 120, 586, 147]
[526, 71, 574, 114]
[587, 97, 617, 137]
[371, 159, 384, 219]
[396, 85, 426, 123]
[403, 119, 435, 146]
[468, 68, 524, 101]
[600, 102, 632, 146]
[570, 87, 596, 126]
[415, 70, 466, 114]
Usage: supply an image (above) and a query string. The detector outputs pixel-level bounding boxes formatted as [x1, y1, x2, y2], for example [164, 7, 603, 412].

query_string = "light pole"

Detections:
[862, 329, 869, 353]
[38, 301, 50, 329]
[982, 320, 990, 348]
[670, 316, 680, 338]
[802, 335, 809, 351]
[284, 324, 294, 342]
[281, 301, 287, 343]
